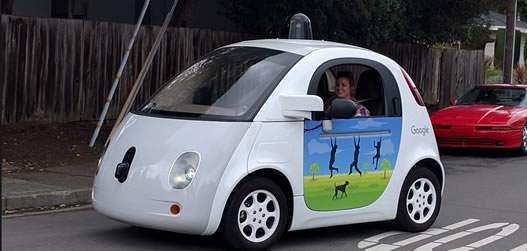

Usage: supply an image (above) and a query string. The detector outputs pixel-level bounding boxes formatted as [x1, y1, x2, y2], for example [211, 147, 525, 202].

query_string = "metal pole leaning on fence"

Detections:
[104, 0, 179, 147]
[89, 0, 151, 147]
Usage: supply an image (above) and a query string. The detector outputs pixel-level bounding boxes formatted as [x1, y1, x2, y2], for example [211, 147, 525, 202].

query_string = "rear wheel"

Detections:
[520, 125, 527, 156]
[220, 177, 288, 251]
[394, 167, 441, 232]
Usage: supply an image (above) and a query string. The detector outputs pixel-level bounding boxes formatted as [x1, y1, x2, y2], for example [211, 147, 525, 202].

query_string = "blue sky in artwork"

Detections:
[304, 117, 402, 176]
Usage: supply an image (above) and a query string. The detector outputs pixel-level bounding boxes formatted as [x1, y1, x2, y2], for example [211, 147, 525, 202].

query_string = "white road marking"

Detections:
[393, 234, 435, 246]
[449, 247, 473, 251]
[443, 218, 481, 230]
[466, 222, 509, 233]
[365, 244, 399, 251]
[358, 219, 479, 250]
[497, 224, 520, 236]
[358, 219, 520, 251]
[363, 231, 404, 243]
[414, 242, 441, 251]
[422, 228, 449, 235]
[511, 243, 527, 251]
[434, 231, 472, 243]
[357, 241, 378, 249]
[413, 222, 518, 251]
[466, 235, 503, 248]
[358, 231, 403, 249]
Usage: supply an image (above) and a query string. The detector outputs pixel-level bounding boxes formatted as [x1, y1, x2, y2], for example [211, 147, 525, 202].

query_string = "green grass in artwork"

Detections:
[304, 171, 393, 211]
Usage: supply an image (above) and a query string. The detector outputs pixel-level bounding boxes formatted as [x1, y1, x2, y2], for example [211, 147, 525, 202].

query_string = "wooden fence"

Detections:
[0, 15, 255, 124]
[1, 15, 485, 124]
[372, 43, 485, 109]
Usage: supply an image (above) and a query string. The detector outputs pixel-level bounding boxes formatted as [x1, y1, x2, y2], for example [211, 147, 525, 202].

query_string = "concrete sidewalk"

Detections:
[2, 162, 96, 213]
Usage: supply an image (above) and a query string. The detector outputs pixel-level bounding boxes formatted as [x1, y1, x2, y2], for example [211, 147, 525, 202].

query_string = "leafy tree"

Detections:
[221, 0, 495, 48]
[381, 159, 391, 179]
[310, 162, 320, 180]
[490, 0, 527, 21]
[363, 162, 369, 174]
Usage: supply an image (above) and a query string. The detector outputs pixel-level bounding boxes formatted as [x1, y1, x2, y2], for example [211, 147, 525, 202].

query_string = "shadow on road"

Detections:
[90, 226, 227, 250]
[89, 221, 395, 250]
[440, 148, 524, 158]
[277, 221, 393, 249]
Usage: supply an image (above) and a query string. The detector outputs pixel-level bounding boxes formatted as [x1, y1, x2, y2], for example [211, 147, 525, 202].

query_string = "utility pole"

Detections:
[89, 0, 152, 147]
[504, 0, 517, 84]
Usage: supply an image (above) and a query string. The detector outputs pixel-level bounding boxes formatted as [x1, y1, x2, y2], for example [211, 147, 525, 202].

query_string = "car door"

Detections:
[303, 59, 402, 211]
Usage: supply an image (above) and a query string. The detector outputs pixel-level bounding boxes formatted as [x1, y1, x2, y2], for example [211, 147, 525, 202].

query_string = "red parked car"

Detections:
[431, 84, 527, 155]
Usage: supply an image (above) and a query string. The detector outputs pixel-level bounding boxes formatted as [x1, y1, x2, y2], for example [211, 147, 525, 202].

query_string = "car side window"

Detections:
[308, 59, 402, 120]
[317, 64, 386, 118]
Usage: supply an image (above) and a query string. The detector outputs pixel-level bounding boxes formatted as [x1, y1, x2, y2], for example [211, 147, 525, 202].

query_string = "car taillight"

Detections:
[401, 67, 425, 106]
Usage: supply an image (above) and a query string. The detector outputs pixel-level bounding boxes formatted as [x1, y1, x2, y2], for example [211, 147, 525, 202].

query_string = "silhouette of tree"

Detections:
[310, 162, 320, 180]
[381, 159, 391, 179]
[363, 162, 369, 174]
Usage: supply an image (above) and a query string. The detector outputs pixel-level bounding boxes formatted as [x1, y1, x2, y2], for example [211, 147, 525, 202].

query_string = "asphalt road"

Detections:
[3, 150, 527, 251]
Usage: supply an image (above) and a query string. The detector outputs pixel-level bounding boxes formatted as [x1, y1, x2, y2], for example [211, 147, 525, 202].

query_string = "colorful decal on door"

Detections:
[304, 117, 402, 211]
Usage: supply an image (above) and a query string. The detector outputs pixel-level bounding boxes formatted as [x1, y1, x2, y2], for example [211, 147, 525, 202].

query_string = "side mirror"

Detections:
[322, 99, 358, 132]
[326, 98, 358, 119]
[450, 99, 457, 106]
[279, 94, 323, 119]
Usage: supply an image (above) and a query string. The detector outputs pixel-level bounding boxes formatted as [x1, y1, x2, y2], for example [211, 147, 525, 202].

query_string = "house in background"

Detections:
[1, 0, 240, 32]
[484, 11, 527, 67]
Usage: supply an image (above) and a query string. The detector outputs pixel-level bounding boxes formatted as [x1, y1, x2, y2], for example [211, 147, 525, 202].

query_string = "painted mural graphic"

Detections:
[304, 117, 402, 211]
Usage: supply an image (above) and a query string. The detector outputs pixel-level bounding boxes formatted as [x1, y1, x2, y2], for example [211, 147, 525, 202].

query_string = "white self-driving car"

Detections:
[93, 39, 444, 250]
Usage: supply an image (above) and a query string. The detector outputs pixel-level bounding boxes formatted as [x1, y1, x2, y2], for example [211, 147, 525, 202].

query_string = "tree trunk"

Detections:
[504, 0, 517, 83]
[1, 0, 15, 14]
[312, 173, 314, 180]
[384, 170, 386, 179]
[173, 0, 197, 27]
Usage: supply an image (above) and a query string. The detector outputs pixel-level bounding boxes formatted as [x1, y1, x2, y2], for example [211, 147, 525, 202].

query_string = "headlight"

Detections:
[169, 152, 200, 189]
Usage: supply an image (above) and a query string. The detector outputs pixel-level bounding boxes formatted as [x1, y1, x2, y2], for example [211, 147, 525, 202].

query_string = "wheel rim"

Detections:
[523, 126, 527, 151]
[237, 190, 280, 243]
[406, 178, 437, 224]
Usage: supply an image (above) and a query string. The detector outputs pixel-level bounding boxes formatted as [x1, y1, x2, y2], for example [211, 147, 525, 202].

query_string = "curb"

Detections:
[2, 204, 94, 219]
[2, 188, 92, 212]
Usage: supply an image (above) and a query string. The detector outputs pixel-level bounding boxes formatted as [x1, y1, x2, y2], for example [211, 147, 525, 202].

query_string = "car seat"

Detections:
[479, 91, 498, 104]
[355, 69, 384, 116]
[317, 70, 336, 102]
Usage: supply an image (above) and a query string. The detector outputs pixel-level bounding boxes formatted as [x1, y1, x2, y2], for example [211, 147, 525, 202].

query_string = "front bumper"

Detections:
[92, 183, 212, 235]
[434, 126, 522, 149]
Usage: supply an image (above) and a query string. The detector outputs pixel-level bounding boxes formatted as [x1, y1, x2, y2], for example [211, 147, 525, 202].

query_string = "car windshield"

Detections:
[457, 87, 527, 106]
[139, 47, 302, 121]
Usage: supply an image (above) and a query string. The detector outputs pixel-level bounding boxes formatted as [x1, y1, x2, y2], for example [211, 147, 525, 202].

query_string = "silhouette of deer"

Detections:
[349, 136, 362, 176]
[373, 137, 382, 170]
[328, 137, 339, 178]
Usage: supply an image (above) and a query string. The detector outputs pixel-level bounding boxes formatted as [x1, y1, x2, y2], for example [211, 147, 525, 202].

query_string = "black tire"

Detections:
[393, 167, 441, 232]
[220, 177, 288, 251]
[519, 125, 527, 156]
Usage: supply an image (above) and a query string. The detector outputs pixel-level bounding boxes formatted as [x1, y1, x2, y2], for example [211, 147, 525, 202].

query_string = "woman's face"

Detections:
[336, 77, 353, 99]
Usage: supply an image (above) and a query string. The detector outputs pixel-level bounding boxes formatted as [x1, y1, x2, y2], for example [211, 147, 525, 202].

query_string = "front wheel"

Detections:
[393, 168, 441, 232]
[519, 125, 527, 156]
[220, 177, 288, 251]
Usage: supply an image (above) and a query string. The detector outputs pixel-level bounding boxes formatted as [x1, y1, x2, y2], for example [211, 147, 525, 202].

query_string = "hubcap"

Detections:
[237, 190, 280, 243]
[523, 126, 527, 151]
[406, 178, 437, 224]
